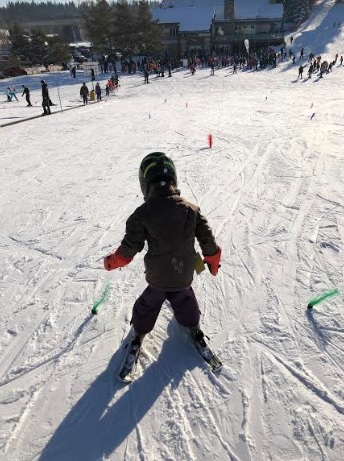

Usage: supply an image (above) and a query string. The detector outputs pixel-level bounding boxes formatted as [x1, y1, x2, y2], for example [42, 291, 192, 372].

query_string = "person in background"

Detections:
[144, 67, 149, 84]
[6, 87, 12, 102]
[95, 82, 102, 101]
[298, 64, 304, 79]
[9, 85, 18, 101]
[80, 82, 89, 105]
[41, 80, 51, 115]
[22, 85, 32, 106]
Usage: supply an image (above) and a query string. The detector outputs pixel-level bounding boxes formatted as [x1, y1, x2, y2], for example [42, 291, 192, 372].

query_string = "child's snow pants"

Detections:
[131, 285, 200, 334]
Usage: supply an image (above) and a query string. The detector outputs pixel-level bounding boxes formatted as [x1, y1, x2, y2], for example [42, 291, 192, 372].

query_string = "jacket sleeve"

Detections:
[119, 212, 146, 259]
[195, 209, 218, 256]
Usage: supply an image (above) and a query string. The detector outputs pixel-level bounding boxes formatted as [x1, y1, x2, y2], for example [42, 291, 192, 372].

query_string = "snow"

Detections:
[153, 0, 283, 28]
[152, 5, 217, 32]
[1, 0, 344, 460]
[235, 0, 283, 20]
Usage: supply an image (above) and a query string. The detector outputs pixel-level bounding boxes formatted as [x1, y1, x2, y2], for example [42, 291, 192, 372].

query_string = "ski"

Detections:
[118, 331, 144, 383]
[190, 329, 223, 372]
[117, 326, 222, 382]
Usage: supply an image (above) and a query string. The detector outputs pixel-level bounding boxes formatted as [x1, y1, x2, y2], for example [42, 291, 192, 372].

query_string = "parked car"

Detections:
[78, 48, 91, 58]
[2, 67, 27, 78]
[74, 55, 86, 63]
[72, 51, 86, 63]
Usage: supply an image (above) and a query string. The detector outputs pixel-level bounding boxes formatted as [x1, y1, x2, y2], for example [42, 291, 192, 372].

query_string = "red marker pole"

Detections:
[208, 134, 213, 149]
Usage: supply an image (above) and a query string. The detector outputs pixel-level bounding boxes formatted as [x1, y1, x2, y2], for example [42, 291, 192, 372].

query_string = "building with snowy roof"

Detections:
[151, 0, 284, 55]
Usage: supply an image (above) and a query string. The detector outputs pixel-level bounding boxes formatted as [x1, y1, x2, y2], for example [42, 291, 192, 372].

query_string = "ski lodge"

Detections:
[151, 0, 284, 54]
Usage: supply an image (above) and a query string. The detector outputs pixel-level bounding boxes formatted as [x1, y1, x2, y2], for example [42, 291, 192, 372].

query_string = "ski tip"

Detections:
[118, 375, 133, 384]
[118, 369, 136, 384]
[210, 361, 223, 373]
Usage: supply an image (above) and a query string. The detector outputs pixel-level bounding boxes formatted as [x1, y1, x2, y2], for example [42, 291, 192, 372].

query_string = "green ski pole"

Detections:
[91, 282, 111, 315]
[307, 289, 339, 309]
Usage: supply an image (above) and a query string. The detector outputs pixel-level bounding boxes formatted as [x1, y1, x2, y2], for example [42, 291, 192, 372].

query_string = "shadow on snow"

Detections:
[38, 321, 196, 461]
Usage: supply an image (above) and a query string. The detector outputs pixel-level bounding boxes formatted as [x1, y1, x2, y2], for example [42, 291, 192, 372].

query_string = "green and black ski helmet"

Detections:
[139, 152, 177, 197]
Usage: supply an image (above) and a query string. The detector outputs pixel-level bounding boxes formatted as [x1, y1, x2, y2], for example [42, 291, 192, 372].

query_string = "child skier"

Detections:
[104, 152, 221, 375]
[95, 82, 102, 101]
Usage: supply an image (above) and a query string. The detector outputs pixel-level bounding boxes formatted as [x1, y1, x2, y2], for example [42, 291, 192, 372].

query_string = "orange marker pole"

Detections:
[208, 134, 213, 149]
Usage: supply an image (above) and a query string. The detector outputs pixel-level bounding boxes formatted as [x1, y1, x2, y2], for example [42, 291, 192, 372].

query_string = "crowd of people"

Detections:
[298, 51, 343, 80]
[79, 73, 120, 104]
[2, 41, 343, 115]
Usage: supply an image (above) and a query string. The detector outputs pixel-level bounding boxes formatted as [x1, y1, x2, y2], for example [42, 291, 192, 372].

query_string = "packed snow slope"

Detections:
[1, 1, 344, 460]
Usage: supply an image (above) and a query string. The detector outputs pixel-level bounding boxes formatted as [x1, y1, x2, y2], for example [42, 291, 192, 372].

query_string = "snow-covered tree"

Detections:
[284, 0, 311, 25]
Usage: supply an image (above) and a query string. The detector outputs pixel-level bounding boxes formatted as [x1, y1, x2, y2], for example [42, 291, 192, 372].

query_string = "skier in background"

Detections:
[6, 87, 11, 102]
[298, 64, 304, 79]
[144, 67, 149, 84]
[22, 85, 32, 106]
[9, 85, 18, 101]
[104, 152, 221, 346]
[40, 80, 51, 115]
[307, 63, 314, 79]
[95, 82, 102, 101]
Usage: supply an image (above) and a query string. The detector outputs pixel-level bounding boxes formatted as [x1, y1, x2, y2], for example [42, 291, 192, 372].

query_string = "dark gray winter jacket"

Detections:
[119, 184, 218, 290]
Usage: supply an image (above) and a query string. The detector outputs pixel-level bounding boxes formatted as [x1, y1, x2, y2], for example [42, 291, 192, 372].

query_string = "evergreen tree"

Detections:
[81, 0, 114, 52]
[9, 23, 30, 62]
[9, 24, 62, 65]
[112, 0, 136, 56]
[27, 30, 48, 64]
[284, 0, 311, 25]
[0, 2, 81, 22]
[44, 35, 70, 65]
[134, 0, 162, 55]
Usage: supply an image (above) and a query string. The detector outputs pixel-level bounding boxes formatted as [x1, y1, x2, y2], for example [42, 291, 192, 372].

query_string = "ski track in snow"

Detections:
[1, 1, 344, 459]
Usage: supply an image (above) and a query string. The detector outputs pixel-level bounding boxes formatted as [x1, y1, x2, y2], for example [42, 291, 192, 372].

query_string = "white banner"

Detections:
[244, 39, 250, 55]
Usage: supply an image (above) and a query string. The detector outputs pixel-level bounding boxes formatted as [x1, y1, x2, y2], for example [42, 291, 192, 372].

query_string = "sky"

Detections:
[0, 0, 87, 6]
[1, 0, 344, 460]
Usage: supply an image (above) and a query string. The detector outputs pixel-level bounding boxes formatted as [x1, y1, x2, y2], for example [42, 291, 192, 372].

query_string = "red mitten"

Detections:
[203, 247, 221, 276]
[104, 247, 132, 271]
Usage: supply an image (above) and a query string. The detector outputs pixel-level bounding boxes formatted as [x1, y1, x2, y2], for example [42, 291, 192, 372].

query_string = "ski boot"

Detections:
[118, 330, 145, 383]
[188, 325, 223, 372]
